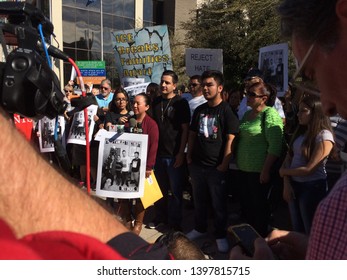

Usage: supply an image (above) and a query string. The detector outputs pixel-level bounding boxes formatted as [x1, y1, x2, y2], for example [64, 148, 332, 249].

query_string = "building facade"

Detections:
[2, 0, 199, 86]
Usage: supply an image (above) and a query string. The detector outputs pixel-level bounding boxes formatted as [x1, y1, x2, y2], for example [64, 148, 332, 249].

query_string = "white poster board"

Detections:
[185, 48, 223, 76]
[124, 82, 150, 101]
[67, 105, 98, 145]
[38, 116, 66, 153]
[96, 131, 148, 199]
[258, 43, 289, 97]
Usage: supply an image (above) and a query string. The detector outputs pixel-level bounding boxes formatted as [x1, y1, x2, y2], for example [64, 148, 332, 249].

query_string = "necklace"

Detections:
[161, 97, 173, 121]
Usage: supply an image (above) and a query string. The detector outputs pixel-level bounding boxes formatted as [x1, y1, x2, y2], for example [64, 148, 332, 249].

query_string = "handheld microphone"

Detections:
[126, 111, 134, 118]
[129, 117, 137, 133]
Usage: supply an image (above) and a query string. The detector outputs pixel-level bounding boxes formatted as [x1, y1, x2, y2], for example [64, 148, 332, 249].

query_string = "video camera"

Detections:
[0, 1, 67, 120]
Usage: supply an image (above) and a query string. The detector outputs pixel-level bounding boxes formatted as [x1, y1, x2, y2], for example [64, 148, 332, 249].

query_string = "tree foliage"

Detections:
[181, 0, 284, 90]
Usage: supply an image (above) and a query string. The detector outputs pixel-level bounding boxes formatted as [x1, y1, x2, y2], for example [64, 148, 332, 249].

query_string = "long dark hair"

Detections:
[265, 83, 277, 107]
[289, 94, 333, 160]
[146, 83, 160, 103]
[109, 87, 132, 113]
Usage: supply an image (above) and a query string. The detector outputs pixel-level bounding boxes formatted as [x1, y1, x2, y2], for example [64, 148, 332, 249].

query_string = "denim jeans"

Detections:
[189, 163, 228, 239]
[289, 179, 328, 234]
[153, 156, 185, 227]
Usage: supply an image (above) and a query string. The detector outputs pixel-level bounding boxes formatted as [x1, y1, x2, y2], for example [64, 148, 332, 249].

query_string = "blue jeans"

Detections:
[289, 179, 328, 234]
[153, 156, 185, 227]
[189, 163, 228, 239]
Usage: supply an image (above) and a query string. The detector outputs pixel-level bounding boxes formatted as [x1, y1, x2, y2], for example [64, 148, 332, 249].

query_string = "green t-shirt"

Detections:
[236, 107, 284, 172]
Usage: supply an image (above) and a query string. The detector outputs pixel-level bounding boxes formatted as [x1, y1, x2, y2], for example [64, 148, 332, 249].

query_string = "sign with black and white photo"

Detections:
[258, 43, 288, 97]
[67, 105, 98, 145]
[95, 131, 148, 199]
[38, 116, 66, 153]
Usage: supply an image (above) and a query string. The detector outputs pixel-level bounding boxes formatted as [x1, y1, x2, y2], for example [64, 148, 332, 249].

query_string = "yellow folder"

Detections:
[140, 174, 163, 209]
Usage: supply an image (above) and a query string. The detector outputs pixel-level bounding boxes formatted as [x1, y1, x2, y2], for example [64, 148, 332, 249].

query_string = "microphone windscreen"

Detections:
[129, 117, 137, 128]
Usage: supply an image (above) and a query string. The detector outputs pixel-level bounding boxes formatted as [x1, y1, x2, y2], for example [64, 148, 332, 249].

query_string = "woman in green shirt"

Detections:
[235, 79, 284, 237]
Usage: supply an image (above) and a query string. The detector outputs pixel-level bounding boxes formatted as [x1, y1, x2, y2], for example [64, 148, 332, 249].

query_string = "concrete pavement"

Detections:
[138, 194, 292, 260]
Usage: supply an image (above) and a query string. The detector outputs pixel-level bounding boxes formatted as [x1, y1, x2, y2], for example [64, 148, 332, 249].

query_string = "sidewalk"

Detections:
[138, 193, 292, 260]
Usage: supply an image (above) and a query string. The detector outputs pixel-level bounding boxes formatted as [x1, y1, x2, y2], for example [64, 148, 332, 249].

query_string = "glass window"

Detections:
[90, 50, 101, 61]
[113, 0, 124, 16]
[64, 61, 74, 84]
[88, 11, 101, 51]
[143, 0, 153, 22]
[103, 14, 113, 53]
[76, 49, 90, 61]
[103, 0, 114, 15]
[75, 9, 89, 50]
[62, 0, 75, 7]
[62, 0, 137, 84]
[75, 0, 101, 11]
[62, 8, 76, 47]
[143, 21, 154, 28]
[113, 16, 124, 30]
[124, 0, 135, 18]
[124, 18, 134, 30]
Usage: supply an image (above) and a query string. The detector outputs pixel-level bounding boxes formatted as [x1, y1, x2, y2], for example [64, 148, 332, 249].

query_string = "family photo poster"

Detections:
[96, 132, 148, 199]
[258, 43, 288, 97]
[67, 105, 98, 145]
[38, 116, 66, 153]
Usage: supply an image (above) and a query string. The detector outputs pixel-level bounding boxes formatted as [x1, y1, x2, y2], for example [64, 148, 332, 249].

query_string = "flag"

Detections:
[86, 0, 96, 7]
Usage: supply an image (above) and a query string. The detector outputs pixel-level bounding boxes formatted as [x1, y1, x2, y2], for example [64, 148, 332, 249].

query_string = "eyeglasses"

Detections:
[100, 86, 110, 90]
[246, 91, 266, 98]
[189, 83, 200, 87]
[291, 43, 320, 96]
[116, 98, 127, 102]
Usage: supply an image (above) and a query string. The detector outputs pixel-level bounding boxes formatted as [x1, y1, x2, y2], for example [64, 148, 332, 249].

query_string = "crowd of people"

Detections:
[2, 0, 347, 260]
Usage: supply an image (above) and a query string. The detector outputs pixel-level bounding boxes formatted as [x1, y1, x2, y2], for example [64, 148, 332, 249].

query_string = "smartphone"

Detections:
[228, 223, 261, 257]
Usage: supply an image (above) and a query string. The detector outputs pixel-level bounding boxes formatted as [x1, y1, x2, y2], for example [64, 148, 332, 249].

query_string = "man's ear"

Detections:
[218, 85, 224, 94]
[336, 0, 347, 22]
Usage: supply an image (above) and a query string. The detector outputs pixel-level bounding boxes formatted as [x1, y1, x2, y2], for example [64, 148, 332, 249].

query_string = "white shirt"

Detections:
[188, 95, 207, 119]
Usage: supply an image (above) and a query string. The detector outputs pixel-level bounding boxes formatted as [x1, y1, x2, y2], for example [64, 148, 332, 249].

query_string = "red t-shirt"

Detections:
[0, 219, 126, 260]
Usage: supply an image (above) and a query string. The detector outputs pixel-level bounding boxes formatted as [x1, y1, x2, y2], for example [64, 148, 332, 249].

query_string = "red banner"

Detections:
[13, 114, 34, 141]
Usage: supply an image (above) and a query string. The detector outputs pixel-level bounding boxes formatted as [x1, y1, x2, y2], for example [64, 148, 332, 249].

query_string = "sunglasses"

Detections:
[64, 90, 73, 93]
[246, 91, 266, 98]
[100, 86, 110, 90]
[291, 43, 319, 96]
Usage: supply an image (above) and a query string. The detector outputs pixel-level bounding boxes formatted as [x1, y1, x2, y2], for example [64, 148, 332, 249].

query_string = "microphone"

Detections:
[37, 40, 70, 61]
[129, 117, 137, 133]
[137, 122, 143, 134]
[126, 111, 134, 118]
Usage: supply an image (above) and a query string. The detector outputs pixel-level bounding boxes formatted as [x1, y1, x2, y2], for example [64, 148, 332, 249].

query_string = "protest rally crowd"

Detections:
[1, 0, 347, 260]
